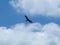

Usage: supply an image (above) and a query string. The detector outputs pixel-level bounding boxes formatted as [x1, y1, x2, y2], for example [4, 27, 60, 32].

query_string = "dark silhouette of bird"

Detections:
[25, 15, 32, 23]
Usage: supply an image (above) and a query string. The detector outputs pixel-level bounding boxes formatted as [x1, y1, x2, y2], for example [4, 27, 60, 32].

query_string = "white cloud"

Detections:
[0, 23, 60, 45]
[9, 0, 60, 17]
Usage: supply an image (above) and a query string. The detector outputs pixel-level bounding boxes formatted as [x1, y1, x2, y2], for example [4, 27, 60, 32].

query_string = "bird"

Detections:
[25, 15, 32, 23]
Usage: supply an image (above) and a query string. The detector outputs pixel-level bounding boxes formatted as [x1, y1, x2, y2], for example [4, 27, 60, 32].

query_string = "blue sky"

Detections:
[0, 0, 60, 45]
[0, 0, 60, 27]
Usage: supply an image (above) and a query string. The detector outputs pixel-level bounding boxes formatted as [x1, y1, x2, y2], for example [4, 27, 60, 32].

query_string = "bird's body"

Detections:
[25, 15, 32, 23]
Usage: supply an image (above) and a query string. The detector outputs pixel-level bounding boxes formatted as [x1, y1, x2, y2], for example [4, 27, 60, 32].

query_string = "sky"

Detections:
[0, 0, 60, 45]
[0, 0, 60, 27]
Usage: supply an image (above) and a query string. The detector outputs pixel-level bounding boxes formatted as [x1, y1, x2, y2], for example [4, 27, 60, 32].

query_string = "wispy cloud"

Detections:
[0, 23, 60, 45]
[9, 0, 60, 17]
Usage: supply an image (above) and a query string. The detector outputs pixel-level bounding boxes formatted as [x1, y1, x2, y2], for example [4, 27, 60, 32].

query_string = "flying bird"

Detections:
[25, 15, 32, 23]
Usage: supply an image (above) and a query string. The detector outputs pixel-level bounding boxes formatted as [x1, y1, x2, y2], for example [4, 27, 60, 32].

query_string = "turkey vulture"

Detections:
[25, 15, 32, 23]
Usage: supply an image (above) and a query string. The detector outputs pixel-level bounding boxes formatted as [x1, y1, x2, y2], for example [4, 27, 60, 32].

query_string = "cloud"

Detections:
[9, 0, 60, 17]
[0, 23, 60, 45]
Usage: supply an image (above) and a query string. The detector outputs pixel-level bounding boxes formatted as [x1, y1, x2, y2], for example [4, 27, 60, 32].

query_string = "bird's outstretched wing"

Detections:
[25, 15, 32, 23]
[25, 15, 29, 20]
[29, 20, 32, 23]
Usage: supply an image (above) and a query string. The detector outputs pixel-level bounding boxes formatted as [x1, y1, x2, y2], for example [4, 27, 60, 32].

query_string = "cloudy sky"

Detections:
[0, 0, 60, 45]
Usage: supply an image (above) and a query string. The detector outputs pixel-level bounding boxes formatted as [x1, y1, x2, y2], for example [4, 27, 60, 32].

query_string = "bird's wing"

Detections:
[25, 15, 29, 20]
[29, 20, 32, 23]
